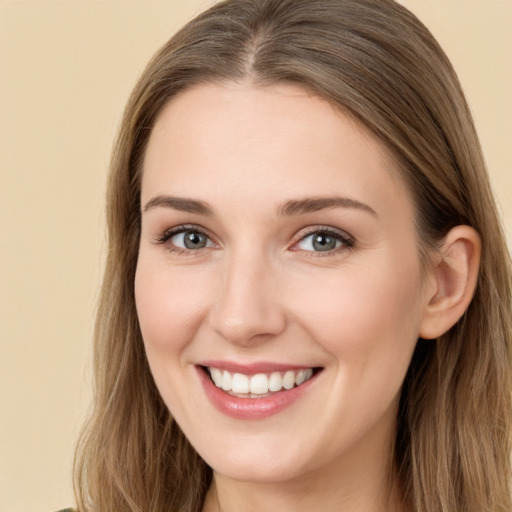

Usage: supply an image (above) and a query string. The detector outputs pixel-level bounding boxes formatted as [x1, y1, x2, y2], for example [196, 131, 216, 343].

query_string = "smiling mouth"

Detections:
[202, 366, 321, 398]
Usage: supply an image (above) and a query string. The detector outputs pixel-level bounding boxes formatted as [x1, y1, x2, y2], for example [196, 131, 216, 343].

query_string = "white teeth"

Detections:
[208, 367, 315, 397]
[250, 373, 269, 394]
[210, 367, 223, 387]
[232, 373, 250, 394]
[221, 371, 232, 391]
[282, 370, 295, 390]
[268, 372, 283, 392]
[295, 368, 313, 386]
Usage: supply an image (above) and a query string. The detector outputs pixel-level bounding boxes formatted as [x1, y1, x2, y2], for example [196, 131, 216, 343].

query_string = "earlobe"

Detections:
[419, 225, 481, 340]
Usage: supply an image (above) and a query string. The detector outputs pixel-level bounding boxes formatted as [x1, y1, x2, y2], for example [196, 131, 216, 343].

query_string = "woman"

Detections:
[73, 0, 512, 511]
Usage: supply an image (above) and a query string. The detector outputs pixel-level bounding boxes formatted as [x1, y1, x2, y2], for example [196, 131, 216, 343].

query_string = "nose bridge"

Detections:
[209, 244, 286, 345]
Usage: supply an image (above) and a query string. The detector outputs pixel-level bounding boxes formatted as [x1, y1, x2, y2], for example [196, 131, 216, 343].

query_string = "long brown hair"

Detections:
[74, 1, 512, 510]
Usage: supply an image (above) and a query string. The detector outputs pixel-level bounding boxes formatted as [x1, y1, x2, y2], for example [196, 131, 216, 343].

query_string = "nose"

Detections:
[208, 251, 287, 346]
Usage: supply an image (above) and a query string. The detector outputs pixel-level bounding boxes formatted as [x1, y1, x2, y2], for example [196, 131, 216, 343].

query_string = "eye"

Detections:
[156, 226, 215, 252]
[294, 228, 353, 253]
[172, 230, 212, 249]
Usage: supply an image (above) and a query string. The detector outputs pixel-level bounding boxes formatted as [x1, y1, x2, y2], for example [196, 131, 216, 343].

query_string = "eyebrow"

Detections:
[143, 195, 214, 216]
[278, 196, 377, 217]
[142, 194, 377, 218]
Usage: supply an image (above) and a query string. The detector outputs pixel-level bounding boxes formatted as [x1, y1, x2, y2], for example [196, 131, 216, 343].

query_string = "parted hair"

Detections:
[74, 1, 512, 511]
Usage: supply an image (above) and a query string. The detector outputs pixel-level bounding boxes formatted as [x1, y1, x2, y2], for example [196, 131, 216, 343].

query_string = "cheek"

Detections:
[287, 257, 424, 444]
[134, 259, 212, 356]
[134, 259, 216, 420]
[292, 256, 424, 372]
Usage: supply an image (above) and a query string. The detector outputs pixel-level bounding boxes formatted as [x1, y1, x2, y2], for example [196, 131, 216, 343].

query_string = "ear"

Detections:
[419, 225, 481, 340]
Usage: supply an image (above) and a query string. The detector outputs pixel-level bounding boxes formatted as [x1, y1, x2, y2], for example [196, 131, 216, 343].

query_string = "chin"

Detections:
[209, 457, 305, 484]
[193, 432, 318, 484]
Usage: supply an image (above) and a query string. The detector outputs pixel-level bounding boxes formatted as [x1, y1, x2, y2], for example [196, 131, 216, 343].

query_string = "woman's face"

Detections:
[136, 82, 435, 484]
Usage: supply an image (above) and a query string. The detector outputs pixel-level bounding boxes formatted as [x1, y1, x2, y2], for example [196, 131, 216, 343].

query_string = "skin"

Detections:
[135, 82, 476, 512]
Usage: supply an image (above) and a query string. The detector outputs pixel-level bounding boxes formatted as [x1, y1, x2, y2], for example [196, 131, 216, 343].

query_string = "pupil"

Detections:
[313, 233, 336, 251]
[184, 232, 206, 249]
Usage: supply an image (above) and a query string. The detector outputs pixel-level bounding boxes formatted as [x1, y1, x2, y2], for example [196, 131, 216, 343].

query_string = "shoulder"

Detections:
[54, 509, 75, 512]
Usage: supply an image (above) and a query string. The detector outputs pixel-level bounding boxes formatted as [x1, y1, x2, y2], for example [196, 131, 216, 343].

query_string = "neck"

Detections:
[203, 473, 405, 512]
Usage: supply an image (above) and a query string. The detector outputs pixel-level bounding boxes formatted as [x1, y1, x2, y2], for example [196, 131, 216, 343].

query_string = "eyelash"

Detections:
[154, 224, 355, 256]
[154, 224, 214, 256]
[292, 226, 354, 256]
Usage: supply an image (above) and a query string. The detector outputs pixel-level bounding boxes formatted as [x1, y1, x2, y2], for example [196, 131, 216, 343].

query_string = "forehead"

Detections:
[141, 81, 412, 220]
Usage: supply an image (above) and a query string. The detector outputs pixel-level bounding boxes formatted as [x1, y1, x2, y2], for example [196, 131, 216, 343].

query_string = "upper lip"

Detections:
[198, 360, 320, 375]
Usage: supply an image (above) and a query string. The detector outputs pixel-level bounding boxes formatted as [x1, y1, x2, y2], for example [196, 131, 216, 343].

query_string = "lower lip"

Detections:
[197, 367, 320, 420]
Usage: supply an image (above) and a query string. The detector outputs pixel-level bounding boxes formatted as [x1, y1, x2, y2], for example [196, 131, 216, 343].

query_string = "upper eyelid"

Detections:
[155, 224, 214, 244]
[294, 225, 354, 242]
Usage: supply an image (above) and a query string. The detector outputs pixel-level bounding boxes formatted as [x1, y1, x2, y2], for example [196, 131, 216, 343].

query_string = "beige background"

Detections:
[0, 1, 510, 511]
